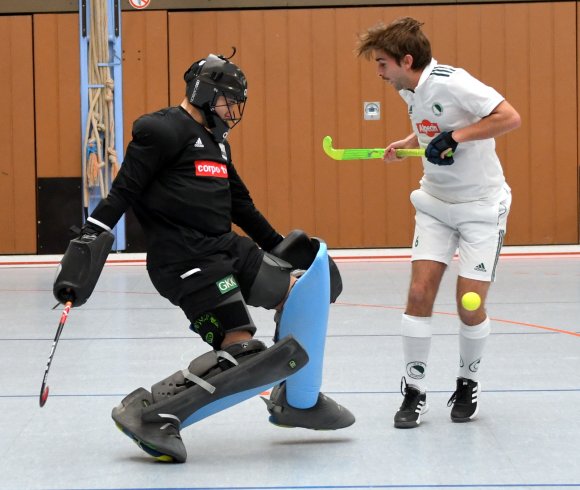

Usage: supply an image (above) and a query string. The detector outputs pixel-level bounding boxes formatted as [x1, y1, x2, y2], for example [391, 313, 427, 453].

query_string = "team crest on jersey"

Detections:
[416, 119, 440, 137]
[432, 103, 443, 116]
[195, 161, 228, 178]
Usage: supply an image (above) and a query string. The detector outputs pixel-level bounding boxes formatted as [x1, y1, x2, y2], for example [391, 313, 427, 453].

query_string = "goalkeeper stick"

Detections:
[323, 135, 427, 160]
[39, 301, 73, 407]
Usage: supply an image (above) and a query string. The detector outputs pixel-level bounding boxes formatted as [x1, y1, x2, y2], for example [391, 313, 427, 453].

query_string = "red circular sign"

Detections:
[129, 0, 150, 9]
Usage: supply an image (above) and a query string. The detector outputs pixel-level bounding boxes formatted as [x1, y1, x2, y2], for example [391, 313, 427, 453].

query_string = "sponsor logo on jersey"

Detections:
[416, 119, 440, 137]
[195, 161, 228, 178]
[216, 274, 238, 294]
[194, 138, 204, 148]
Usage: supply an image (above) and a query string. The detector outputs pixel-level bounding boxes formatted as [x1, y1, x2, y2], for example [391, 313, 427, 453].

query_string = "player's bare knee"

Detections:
[458, 309, 487, 326]
[406, 283, 436, 313]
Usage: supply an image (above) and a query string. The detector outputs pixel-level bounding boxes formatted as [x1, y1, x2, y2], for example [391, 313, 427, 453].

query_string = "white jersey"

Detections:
[399, 58, 509, 204]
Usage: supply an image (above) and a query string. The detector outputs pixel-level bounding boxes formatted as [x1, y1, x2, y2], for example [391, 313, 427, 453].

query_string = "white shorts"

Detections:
[410, 188, 511, 282]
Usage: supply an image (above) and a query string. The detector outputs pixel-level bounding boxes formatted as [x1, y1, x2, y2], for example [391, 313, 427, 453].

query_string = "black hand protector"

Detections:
[53, 229, 114, 306]
[425, 131, 458, 165]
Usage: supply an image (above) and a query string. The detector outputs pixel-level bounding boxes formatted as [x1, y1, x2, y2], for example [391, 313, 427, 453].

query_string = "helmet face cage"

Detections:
[211, 90, 246, 130]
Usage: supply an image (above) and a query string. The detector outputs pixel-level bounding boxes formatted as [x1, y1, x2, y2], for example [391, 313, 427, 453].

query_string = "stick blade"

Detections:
[322, 135, 340, 159]
[322, 136, 385, 160]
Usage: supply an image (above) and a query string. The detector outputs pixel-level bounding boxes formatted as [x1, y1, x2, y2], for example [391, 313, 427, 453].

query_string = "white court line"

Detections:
[2, 244, 580, 268]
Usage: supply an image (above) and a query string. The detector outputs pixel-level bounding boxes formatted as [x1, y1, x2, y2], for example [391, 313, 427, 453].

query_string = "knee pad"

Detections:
[246, 253, 292, 309]
[189, 290, 257, 348]
[277, 240, 330, 409]
[143, 335, 309, 429]
[270, 229, 343, 302]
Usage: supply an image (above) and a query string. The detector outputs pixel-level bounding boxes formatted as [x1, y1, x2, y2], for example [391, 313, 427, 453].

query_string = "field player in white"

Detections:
[357, 17, 521, 428]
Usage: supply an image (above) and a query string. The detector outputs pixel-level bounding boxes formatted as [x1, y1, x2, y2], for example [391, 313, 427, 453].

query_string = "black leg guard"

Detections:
[111, 336, 308, 463]
[150, 339, 268, 402]
[142, 336, 307, 427]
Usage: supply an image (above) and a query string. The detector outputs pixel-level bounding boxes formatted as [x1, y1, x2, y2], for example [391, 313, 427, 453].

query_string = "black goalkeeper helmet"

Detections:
[184, 50, 247, 142]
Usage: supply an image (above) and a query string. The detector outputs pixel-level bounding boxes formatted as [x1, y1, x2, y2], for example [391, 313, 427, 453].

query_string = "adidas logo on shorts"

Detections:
[474, 263, 487, 272]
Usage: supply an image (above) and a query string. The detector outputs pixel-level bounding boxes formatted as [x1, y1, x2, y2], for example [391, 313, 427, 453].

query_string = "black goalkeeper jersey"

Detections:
[90, 106, 282, 272]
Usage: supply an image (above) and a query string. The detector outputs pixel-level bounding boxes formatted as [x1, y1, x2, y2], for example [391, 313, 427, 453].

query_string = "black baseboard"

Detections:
[36, 178, 147, 254]
[37, 177, 83, 255]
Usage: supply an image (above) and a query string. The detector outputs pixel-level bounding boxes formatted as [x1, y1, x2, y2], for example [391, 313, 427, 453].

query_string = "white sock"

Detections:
[458, 317, 491, 381]
[401, 314, 432, 393]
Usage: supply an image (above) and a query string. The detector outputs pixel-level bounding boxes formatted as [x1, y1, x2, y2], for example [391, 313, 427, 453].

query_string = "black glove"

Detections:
[425, 131, 458, 165]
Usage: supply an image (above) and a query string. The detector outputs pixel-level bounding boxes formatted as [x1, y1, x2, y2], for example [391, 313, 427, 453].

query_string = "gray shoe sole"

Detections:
[263, 383, 355, 430]
[394, 403, 430, 429]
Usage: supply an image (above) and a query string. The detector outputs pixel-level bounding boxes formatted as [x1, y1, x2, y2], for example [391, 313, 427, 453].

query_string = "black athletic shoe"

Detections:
[394, 377, 429, 429]
[447, 377, 480, 422]
[262, 382, 355, 430]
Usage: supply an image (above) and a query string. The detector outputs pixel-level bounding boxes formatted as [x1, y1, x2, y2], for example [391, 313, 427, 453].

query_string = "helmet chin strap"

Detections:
[199, 104, 230, 143]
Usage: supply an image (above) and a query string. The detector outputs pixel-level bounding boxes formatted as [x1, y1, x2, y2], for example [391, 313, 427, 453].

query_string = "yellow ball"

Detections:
[461, 292, 481, 311]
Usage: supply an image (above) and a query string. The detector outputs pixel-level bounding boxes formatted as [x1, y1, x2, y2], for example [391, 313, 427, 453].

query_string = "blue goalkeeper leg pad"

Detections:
[264, 241, 354, 429]
[277, 240, 330, 408]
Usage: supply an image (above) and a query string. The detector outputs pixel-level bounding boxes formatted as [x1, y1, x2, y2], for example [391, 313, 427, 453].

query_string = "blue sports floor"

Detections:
[1, 246, 579, 490]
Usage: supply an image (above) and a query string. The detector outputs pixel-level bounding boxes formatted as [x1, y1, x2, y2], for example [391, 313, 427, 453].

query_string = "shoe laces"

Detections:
[399, 377, 422, 409]
[447, 378, 475, 407]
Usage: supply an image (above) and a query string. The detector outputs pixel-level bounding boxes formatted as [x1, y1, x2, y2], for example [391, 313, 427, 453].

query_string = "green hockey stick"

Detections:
[323, 135, 448, 160]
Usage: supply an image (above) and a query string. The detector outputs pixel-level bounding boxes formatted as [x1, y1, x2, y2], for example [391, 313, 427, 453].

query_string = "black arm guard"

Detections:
[269, 229, 343, 303]
[53, 231, 115, 307]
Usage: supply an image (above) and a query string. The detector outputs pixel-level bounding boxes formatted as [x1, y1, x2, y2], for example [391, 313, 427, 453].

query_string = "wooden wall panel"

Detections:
[578, 0, 580, 245]
[1, 3, 577, 254]
[310, 9, 340, 245]
[237, 11, 268, 221]
[263, 11, 292, 234]
[34, 14, 80, 178]
[511, 2, 577, 244]
[167, 3, 577, 249]
[358, 6, 425, 248]
[121, 10, 169, 145]
[287, 10, 316, 234]
[34, 11, 170, 177]
[0, 16, 36, 254]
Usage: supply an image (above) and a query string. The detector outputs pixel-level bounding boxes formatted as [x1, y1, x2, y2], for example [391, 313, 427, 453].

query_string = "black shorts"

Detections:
[147, 234, 264, 322]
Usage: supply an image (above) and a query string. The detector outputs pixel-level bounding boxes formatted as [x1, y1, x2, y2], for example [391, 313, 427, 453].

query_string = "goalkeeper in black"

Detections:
[55, 52, 354, 463]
